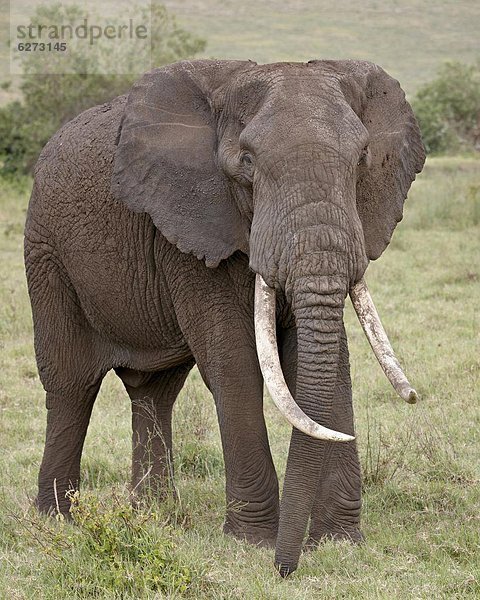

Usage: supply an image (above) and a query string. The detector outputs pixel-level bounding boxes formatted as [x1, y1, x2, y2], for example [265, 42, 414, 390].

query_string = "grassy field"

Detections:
[162, 0, 480, 96]
[1, 0, 480, 103]
[0, 157, 479, 598]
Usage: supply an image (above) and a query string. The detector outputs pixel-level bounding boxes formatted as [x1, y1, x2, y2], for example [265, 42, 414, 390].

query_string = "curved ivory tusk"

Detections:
[254, 274, 354, 442]
[350, 278, 418, 404]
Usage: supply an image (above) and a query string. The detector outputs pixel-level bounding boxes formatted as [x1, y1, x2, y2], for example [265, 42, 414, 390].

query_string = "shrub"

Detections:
[0, 2, 206, 175]
[412, 60, 480, 154]
[16, 490, 203, 597]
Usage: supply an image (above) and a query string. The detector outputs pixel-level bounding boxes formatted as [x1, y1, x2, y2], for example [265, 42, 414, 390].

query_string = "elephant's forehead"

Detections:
[238, 61, 345, 90]
[220, 62, 347, 117]
[219, 62, 364, 142]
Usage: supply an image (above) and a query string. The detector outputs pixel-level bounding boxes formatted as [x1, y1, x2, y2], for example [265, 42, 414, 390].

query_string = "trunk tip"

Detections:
[275, 561, 297, 578]
[406, 388, 419, 404]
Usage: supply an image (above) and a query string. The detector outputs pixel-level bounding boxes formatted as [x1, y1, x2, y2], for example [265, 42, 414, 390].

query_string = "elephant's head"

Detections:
[112, 59, 425, 572]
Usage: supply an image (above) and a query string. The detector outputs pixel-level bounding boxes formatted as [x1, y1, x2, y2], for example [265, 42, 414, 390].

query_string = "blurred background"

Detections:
[0, 2, 479, 598]
[0, 0, 479, 173]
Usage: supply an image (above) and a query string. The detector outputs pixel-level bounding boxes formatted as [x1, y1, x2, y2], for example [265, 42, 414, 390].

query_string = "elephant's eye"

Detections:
[240, 152, 254, 167]
[234, 151, 254, 186]
[357, 146, 369, 166]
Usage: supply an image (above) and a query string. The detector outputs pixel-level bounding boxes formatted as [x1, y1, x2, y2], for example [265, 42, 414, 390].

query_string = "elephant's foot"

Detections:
[223, 521, 277, 548]
[305, 526, 364, 550]
[222, 492, 279, 548]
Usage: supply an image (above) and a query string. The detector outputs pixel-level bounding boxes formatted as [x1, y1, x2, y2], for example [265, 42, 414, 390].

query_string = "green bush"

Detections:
[21, 490, 202, 597]
[412, 60, 480, 154]
[0, 2, 206, 175]
[0, 101, 33, 174]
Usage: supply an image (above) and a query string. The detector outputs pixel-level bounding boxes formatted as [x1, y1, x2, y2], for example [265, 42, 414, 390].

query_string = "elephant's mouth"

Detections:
[254, 274, 417, 440]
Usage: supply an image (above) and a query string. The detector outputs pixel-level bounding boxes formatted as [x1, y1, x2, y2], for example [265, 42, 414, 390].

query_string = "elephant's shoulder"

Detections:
[34, 95, 127, 182]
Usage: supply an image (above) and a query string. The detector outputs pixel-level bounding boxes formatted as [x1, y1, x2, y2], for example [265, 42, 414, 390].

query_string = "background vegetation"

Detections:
[0, 1, 479, 598]
[0, 2, 205, 174]
[412, 60, 480, 154]
[162, 0, 480, 93]
[1, 1, 479, 174]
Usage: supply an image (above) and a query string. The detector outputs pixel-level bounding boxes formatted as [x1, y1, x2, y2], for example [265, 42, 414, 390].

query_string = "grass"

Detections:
[1, 0, 480, 103]
[0, 156, 479, 597]
[161, 0, 480, 96]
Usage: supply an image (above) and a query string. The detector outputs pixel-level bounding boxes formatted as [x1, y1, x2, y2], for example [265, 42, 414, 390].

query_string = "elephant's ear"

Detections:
[111, 60, 255, 267]
[336, 61, 426, 260]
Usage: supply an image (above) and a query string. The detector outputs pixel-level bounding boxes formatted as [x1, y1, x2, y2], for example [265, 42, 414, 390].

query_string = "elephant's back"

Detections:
[36, 94, 127, 167]
[32, 95, 127, 207]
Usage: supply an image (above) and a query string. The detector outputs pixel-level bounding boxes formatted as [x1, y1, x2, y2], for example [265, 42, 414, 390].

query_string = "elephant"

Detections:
[24, 59, 425, 576]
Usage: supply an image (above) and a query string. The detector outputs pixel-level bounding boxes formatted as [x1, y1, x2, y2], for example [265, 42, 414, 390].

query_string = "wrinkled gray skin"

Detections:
[25, 59, 425, 575]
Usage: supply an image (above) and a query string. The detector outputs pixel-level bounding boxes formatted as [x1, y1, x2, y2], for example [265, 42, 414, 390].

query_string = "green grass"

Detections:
[161, 0, 480, 96]
[1, 0, 480, 103]
[1, 157, 479, 597]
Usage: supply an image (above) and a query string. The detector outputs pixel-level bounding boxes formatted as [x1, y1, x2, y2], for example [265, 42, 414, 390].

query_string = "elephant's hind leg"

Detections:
[38, 380, 103, 515]
[28, 256, 108, 516]
[116, 362, 194, 504]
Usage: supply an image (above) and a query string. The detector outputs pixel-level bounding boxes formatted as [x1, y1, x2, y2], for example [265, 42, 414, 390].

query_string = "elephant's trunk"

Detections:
[250, 167, 359, 573]
[274, 264, 349, 576]
[250, 146, 419, 575]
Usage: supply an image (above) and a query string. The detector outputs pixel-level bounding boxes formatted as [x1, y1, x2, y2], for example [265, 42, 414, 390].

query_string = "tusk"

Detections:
[350, 277, 418, 404]
[254, 274, 354, 442]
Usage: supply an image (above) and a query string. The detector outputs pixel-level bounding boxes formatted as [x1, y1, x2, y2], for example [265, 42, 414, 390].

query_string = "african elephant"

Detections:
[24, 59, 425, 575]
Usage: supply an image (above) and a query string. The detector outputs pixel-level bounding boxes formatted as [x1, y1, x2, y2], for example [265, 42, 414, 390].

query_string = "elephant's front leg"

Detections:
[196, 332, 279, 547]
[279, 326, 363, 546]
[307, 331, 363, 545]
